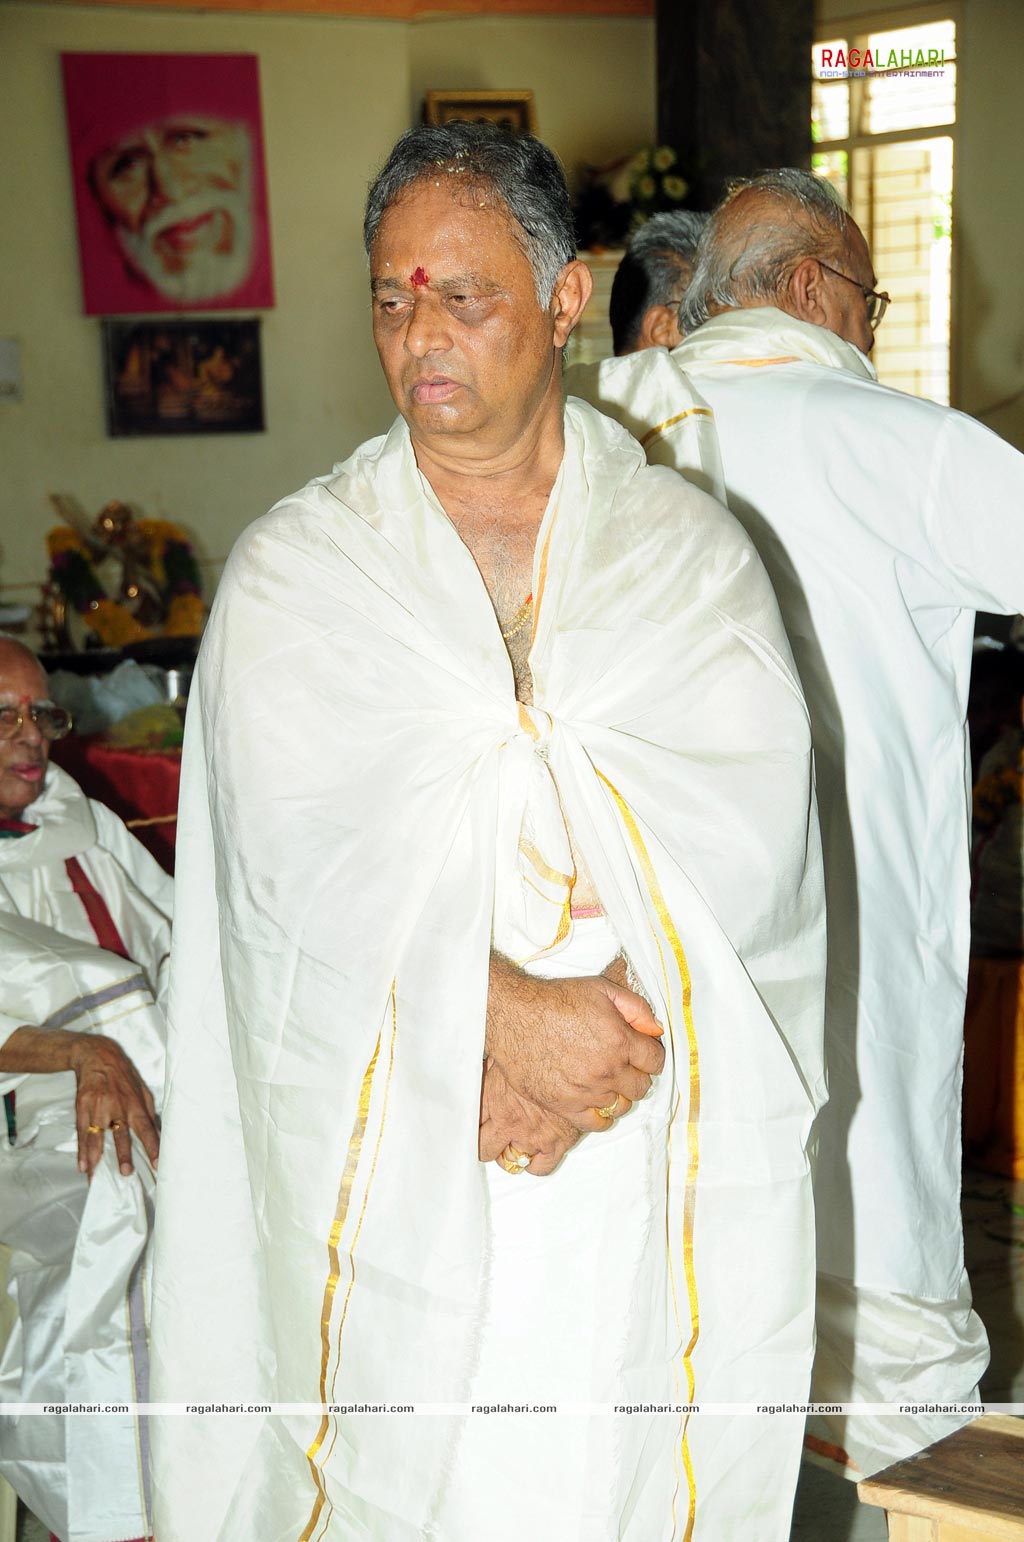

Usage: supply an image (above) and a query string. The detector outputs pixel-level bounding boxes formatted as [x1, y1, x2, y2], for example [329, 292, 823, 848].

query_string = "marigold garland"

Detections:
[46, 515, 204, 648]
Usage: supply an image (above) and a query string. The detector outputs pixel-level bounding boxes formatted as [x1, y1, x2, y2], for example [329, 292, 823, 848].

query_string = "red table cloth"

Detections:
[51, 735, 180, 874]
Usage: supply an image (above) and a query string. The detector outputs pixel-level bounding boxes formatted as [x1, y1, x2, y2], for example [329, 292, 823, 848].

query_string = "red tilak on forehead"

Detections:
[410, 267, 430, 288]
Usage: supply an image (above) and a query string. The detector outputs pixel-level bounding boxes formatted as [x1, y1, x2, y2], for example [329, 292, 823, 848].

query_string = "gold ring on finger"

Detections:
[595, 1096, 621, 1120]
[498, 1145, 532, 1175]
[110, 1120, 125, 1130]
[86, 1124, 103, 1134]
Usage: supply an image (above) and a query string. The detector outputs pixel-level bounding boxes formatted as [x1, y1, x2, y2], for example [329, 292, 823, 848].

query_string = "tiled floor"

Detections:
[14, 1172, 1024, 1542]
[791, 1458, 888, 1540]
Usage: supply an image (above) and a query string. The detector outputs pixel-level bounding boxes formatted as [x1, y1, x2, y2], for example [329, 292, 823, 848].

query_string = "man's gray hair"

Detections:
[610, 210, 709, 353]
[363, 122, 577, 307]
[679, 168, 849, 333]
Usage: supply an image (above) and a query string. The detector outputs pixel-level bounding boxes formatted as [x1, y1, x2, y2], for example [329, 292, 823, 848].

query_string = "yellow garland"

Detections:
[46, 515, 205, 645]
[46, 527, 91, 559]
[164, 592, 205, 638]
[136, 518, 193, 582]
[84, 597, 152, 648]
[136, 518, 189, 544]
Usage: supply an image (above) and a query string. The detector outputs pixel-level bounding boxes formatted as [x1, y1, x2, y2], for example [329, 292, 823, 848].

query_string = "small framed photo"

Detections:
[423, 90, 537, 135]
[102, 317, 264, 436]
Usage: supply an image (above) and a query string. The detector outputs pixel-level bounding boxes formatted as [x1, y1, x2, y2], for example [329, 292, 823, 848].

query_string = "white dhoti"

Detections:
[448, 918, 807, 1542]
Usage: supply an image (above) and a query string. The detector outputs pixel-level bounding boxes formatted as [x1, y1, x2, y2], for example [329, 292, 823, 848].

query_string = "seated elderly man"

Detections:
[0, 635, 169, 1542]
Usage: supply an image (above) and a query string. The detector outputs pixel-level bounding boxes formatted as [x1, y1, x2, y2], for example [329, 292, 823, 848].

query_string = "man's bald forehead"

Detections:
[0, 637, 47, 690]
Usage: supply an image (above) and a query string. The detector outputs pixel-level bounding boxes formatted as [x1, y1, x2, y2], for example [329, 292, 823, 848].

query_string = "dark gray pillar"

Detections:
[657, 0, 814, 210]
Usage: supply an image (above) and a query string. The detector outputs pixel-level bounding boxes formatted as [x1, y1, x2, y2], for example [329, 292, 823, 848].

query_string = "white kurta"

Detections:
[572, 309, 1024, 1472]
[151, 400, 826, 1540]
[0, 766, 171, 1542]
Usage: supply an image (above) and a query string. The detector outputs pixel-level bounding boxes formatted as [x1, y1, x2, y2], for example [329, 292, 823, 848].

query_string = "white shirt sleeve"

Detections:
[922, 407, 1024, 613]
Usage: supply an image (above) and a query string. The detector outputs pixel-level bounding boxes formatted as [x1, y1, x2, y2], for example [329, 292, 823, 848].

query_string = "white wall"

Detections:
[0, 3, 655, 603]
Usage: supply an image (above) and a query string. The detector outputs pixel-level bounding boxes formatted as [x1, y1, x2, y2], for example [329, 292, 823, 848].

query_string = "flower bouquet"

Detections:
[574, 145, 690, 251]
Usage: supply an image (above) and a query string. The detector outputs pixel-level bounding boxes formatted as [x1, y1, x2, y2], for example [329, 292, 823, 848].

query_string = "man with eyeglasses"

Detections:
[0, 634, 170, 1542]
[573, 165, 1024, 1483]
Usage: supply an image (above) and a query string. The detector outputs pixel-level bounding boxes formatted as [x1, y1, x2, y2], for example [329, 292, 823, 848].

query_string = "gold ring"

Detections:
[498, 1145, 532, 1175]
[110, 1120, 124, 1130]
[86, 1124, 103, 1134]
[595, 1096, 621, 1120]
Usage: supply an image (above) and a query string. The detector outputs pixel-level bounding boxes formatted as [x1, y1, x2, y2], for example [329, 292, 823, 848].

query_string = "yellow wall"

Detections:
[0, 3, 655, 601]
[816, 0, 1024, 450]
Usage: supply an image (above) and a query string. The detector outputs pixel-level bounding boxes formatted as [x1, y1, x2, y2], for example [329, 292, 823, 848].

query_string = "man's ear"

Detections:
[637, 304, 684, 351]
[787, 256, 830, 328]
[551, 259, 593, 347]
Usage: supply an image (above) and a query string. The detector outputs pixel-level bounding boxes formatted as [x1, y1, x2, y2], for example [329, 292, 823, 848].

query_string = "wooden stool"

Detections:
[858, 1416, 1024, 1539]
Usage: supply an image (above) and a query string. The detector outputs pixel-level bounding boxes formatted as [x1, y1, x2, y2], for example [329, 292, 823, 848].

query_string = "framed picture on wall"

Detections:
[102, 317, 265, 436]
[423, 90, 537, 135]
[62, 52, 274, 316]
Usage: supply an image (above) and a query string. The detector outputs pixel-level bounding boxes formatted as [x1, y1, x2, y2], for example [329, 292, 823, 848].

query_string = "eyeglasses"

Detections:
[817, 261, 891, 330]
[0, 702, 73, 742]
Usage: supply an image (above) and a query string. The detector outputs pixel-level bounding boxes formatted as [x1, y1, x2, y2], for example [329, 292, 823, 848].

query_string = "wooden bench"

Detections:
[858, 1416, 1024, 1540]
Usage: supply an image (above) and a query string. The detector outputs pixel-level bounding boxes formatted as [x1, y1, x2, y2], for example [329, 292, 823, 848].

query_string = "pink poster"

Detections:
[61, 52, 274, 315]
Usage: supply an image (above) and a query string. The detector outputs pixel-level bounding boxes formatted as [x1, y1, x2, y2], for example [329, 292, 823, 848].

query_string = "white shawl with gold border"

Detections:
[151, 400, 826, 1540]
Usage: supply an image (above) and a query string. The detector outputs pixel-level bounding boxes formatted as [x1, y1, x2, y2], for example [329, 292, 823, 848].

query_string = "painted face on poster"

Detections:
[62, 52, 275, 315]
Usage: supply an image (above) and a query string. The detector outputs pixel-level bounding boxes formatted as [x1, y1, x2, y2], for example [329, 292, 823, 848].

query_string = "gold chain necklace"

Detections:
[500, 592, 533, 643]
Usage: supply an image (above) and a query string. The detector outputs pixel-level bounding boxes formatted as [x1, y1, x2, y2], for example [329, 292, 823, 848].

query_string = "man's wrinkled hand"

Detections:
[486, 957, 665, 1135]
[479, 1058, 580, 1177]
[69, 1036, 160, 1180]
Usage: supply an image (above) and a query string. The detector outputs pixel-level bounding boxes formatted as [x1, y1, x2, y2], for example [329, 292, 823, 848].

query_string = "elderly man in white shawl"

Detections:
[150, 125, 826, 1542]
[573, 169, 1024, 1482]
[0, 635, 169, 1542]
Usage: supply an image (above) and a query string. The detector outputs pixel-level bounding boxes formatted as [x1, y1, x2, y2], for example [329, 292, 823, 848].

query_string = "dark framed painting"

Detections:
[102, 317, 264, 436]
[62, 52, 274, 316]
[423, 90, 537, 135]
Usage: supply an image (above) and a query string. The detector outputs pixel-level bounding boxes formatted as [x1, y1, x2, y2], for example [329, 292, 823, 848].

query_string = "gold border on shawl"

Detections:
[595, 769, 701, 1541]
[530, 512, 556, 647]
[299, 985, 398, 1542]
[638, 407, 714, 449]
[714, 355, 800, 369]
[518, 835, 574, 890]
[515, 835, 575, 966]
[327, 991, 398, 1402]
[514, 887, 573, 968]
[517, 701, 539, 741]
